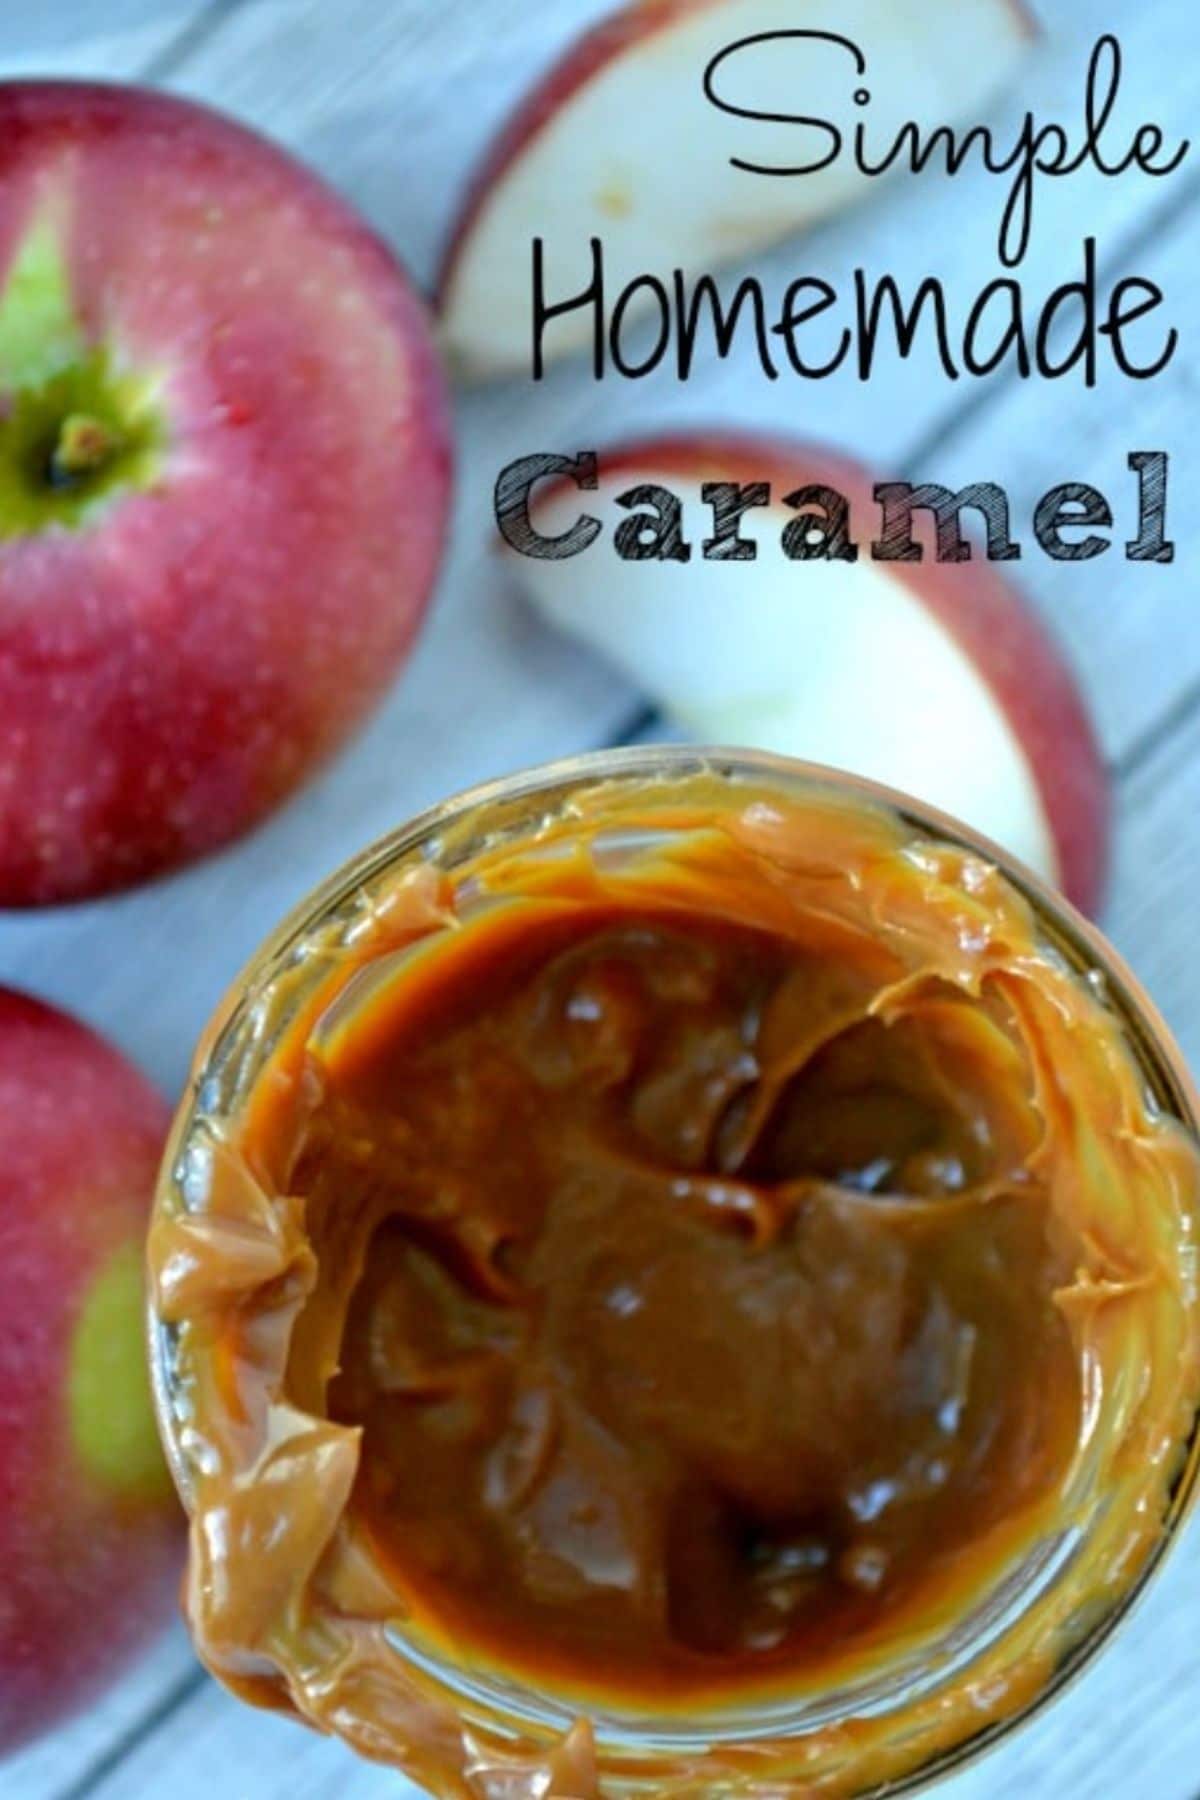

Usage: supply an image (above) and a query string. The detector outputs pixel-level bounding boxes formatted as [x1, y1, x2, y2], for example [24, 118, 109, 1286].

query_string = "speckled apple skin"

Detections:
[0, 82, 453, 904]
[0, 990, 179, 1753]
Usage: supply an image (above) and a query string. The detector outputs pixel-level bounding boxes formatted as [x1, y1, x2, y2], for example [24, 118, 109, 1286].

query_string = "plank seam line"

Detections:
[1114, 674, 1200, 784]
[48, 1667, 210, 1800]
[602, 699, 661, 747]
[136, 0, 247, 84]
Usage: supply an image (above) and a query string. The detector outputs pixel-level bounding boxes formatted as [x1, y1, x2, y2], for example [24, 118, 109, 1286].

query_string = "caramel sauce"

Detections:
[311, 904, 1079, 1697]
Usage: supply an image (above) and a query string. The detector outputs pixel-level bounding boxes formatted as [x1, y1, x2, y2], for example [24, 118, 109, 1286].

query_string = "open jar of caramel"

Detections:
[148, 748, 1200, 1798]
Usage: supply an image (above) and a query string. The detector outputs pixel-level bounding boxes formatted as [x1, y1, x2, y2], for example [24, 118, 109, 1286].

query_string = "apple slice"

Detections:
[503, 434, 1109, 915]
[439, 0, 1035, 378]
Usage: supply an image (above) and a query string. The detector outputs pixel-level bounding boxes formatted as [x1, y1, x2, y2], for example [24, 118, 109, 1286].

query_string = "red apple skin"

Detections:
[435, 0, 1040, 307]
[532, 433, 1110, 916]
[437, 0, 712, 302]
[0, 82, 453, 905]
[0, 991, 180, 1754]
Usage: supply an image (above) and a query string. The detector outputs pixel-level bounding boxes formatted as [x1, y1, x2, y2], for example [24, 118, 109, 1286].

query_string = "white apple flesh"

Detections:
[439, 0, 1035, 377]
[504, 436, 1110, 915]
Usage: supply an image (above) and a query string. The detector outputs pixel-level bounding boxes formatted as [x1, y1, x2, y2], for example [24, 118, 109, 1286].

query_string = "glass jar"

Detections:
[148, 746, 1200, 1798]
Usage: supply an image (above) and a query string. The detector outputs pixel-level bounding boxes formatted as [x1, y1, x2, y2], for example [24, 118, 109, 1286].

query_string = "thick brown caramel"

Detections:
[149, 768, 1200, 1797]
[315, 904, 1078, 1697]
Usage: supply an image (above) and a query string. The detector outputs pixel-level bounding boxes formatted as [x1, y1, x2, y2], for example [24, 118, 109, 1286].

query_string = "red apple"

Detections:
[503, 434, 1110, 915]
[438, 0, 1035, 377]
[0, 82, 453, 905]
[0, 990, 179, 1754]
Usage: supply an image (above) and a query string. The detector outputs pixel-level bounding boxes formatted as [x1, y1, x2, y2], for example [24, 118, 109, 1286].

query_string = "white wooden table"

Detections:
[3, 2, 1200, 1795]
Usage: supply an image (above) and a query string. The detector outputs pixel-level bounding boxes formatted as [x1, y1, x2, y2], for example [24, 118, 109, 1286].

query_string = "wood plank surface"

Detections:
[1, 0, 1199, 1795]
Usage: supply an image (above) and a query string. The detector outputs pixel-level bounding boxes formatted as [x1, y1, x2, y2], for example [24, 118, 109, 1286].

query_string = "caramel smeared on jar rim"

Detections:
[149, 769, 1200, 1799]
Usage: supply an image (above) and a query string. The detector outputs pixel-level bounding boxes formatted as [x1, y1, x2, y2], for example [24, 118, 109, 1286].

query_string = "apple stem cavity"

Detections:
[0, 204, 165, 537]
[0, 348, 164, 538]
[49, 411, 123, 485]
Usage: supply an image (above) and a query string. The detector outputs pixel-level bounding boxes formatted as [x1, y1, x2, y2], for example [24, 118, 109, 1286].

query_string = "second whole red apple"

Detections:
[0, 991, 180, 1755]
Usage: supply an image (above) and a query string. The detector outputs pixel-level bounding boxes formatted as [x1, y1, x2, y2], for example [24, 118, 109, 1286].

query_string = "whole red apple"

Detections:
[0, 82, 452, 904]
[0, 991, 180, 1754]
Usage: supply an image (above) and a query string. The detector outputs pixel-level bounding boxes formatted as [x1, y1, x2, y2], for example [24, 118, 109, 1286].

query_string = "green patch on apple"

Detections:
[69, 1239, 171, 1499]
[0, 207, 164, 537]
